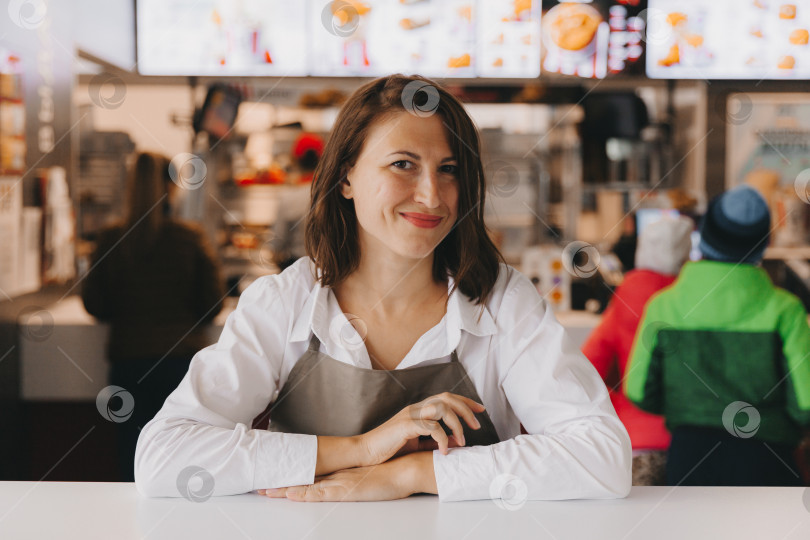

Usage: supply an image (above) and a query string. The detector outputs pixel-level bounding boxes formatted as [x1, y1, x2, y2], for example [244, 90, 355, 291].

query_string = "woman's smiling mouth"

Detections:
[400, 212, 443, 229]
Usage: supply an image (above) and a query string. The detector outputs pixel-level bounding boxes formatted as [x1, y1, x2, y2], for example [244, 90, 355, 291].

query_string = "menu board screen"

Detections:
[310, 0, 541, 78]
[137, 0, 308, 76]
[646, 0, 810, 79]
[137, 0, 542, 78]
[310, 0, 477, 77]
[478, 0, 543, 77]
[541, 0, 647, 79]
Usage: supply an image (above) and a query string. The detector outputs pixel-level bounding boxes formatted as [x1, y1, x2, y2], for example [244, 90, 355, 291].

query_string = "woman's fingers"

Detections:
[450, 393, 486, 411]
[440, 409, 466, 447]
[421, 394, 481, 430]
[376, 393, 487, 462]
[448, 398, 482, 431]
[259, 484, 326, 502]
[416, 433, 462, 453]
[258, 488, 287, 498]
[430, 393, 485, 411]
[425, 392, 485, 429]
[286, 483, 328, 501]
[431, 393, 482, 432]
[428, 423, 450, 454]
[455, 394, 486, 418]
[411, 393, 485, 451]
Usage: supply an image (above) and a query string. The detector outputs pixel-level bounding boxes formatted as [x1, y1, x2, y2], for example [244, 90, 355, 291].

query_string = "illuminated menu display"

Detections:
[137, 0, 309, 76]
[646, 0, 810, 79]
[541, 0, 647, 79]
[137, 0, 542, 78]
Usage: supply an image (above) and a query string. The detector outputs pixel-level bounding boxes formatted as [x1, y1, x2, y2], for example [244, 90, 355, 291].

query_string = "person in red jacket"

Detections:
[582, 215, 693, 485]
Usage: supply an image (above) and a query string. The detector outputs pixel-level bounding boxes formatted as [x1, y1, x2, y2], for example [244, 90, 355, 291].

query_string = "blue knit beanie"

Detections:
[699, 186, 770, 264]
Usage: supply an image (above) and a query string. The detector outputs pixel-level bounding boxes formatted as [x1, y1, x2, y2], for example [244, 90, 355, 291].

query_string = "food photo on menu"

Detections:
[645, 0, 810, 79]
[309, 0, 475, 77]
[541, 0, 646, 79]
[477, 0, 542, 77]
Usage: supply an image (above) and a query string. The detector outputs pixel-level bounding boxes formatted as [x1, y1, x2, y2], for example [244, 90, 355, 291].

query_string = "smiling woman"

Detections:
[306, 76, 499, 307]
[134, 74, 632, 504]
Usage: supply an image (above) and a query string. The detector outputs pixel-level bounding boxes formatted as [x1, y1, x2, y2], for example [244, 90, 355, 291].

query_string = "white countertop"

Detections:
[0, 482, 808, 539]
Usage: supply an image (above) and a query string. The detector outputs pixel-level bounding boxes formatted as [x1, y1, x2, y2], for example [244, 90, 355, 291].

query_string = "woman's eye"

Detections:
[392, 160, 413, 170]
[440, 164, 458, 175]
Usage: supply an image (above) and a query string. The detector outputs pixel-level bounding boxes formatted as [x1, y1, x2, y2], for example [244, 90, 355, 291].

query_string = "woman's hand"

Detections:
[358, 392, 485, 466]
[258, 452, 436, 502]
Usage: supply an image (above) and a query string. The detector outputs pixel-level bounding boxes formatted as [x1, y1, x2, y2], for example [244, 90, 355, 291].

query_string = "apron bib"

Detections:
[253, 333, 500, 447]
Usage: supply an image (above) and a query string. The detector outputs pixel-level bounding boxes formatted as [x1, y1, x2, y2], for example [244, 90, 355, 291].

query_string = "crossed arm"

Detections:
[258, 394, 481, 502]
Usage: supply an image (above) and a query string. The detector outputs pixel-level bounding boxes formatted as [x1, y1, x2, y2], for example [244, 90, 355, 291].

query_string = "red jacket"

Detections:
[582, 269, 675, 451]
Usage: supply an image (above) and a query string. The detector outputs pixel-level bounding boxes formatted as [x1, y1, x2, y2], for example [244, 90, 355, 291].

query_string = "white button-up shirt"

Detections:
[135, 257, 631, 501]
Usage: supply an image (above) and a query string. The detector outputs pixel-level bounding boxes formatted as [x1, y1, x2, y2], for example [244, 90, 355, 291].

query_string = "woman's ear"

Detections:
[339, 173, 353, 199]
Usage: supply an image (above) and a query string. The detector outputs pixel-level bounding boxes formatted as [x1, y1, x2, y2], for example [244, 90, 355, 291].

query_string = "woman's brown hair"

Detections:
[123, 151, 171, 256]
[305, 74, 504, 306]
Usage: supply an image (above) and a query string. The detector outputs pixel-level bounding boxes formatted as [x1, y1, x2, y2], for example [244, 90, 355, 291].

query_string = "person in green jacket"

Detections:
[625, 185, 810, 486]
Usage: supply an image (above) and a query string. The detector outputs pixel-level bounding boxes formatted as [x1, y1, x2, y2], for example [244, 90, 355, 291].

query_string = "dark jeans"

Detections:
[109, 356, 192, 482]
[667, 425, 802, 487]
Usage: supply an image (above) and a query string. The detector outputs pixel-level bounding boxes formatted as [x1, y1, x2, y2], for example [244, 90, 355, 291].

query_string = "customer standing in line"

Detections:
[583, 215, 693, 485]
[83, 152, 225, 481]
[625, 185, 810, 486]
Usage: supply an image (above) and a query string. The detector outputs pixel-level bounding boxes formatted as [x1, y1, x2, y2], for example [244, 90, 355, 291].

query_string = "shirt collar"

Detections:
[446, 273, 497, 337]
[289, 273, 497, 345]
[289, 280, 328, 344]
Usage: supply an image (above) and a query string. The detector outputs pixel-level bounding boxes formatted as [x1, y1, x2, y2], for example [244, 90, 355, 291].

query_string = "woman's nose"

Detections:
[413, 169, 441, 208]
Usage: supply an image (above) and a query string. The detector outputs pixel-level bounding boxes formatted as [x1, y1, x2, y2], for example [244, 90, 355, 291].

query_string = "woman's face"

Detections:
[342, 111, 460, 262]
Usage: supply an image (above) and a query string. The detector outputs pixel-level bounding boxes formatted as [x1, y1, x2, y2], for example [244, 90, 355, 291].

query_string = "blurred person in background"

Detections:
[625, 185, 810, 486]
[611, 214, 638, 273]
[82, 152, 225, 481]
[583, 216, 693, 485]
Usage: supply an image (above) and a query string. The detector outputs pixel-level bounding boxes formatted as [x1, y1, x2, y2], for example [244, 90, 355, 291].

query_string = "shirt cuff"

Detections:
[252, 432, 318, 490]
[432, 445, 497, 502]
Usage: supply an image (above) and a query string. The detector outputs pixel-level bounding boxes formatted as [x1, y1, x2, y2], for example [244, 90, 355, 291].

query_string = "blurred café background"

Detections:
[1, 0, 810, 481]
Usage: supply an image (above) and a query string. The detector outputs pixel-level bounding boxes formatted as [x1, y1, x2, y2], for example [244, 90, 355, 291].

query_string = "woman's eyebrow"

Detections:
[387, 150, 420, 159]
[386, 151, 457, 163]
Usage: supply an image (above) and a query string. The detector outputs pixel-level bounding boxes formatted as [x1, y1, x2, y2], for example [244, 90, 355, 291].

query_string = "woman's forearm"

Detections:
[315, 436, 366, 476]
[314, 439, 437, 495]
[400, 451, 438, 495]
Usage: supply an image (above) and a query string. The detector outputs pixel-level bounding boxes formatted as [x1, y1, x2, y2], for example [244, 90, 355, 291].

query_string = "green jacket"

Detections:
[625, 261, 810, 445]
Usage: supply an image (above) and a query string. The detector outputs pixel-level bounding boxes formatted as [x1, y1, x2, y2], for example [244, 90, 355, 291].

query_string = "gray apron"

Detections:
[253, 333, 500, 447]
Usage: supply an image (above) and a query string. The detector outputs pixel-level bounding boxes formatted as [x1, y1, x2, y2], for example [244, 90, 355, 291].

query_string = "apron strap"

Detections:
[308, 332, 321, 352]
